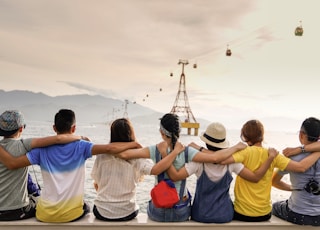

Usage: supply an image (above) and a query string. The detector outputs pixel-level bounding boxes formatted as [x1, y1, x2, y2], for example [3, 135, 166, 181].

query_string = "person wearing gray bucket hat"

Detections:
[163, 121, 277, 223]
[0, 110, 84, 221]
[0, 110, 26, 136]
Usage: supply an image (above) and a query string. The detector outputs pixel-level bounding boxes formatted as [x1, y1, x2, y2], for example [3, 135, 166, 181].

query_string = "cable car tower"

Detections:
[170, 59, 200, 136]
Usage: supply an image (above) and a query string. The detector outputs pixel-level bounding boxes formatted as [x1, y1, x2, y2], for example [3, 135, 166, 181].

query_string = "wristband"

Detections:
[300, 145, 306, 153]
[199, 147, 204, 152]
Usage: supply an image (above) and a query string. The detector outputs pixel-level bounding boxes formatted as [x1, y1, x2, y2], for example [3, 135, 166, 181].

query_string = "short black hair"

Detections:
[54, 109, 76, 133]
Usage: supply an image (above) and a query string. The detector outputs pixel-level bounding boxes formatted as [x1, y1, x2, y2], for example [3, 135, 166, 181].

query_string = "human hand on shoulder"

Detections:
[188, 142, 200, 150]
[282, 147, 301, 157]
[80, 136, 91, 141]
[233, 141, 247, 151]
[172, 141, 184, 155]
[268, 147, 279, 159]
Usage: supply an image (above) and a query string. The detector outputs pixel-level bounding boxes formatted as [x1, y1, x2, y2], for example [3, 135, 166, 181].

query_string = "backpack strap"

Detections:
[156, 145, 189, 202]
[155, 146, 164, 182]
[178, 146, 188, 200]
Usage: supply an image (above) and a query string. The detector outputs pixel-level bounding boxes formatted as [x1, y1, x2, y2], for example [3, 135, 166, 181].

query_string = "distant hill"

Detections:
[0, 90, 163, 124]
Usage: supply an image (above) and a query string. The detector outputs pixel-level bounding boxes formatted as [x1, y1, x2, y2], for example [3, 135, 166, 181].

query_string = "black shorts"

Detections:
[0, 199, 36, 221]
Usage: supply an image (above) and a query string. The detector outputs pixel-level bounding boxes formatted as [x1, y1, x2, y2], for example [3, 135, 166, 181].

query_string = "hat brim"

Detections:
[0, 128, 19, 137]
[200, 133, 230, 149]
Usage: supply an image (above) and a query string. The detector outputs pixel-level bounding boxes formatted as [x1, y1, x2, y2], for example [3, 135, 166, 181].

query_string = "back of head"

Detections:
[160, 113, 181, 147]
[54, 109, 76, 133]
[301, 117, 320, 142]
[241, 119, 264, 146]
[110, 118, 135, 142]
[0, 110, 26, 137]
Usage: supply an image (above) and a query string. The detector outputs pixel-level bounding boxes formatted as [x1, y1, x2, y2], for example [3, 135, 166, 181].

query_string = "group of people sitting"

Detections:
[0, 109, 319, 226]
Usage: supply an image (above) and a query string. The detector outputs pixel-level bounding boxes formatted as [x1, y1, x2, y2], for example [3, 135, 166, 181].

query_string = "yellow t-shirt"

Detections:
[232, 146, 290, 217]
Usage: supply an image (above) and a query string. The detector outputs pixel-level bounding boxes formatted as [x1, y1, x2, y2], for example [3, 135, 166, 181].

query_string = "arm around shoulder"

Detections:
[285, 152, 320, 172]
[91, 141, 142, 156]
[0, 146, 31, 169]
[31, 134, 82, 149]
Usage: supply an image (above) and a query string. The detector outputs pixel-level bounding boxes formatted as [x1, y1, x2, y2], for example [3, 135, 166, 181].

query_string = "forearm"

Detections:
[283, 142, 320, 157]
[150, 148, 180, 175]
[286, 152, 320, 172]
[0, 147, 30, 169]
[253, 156, 274, 180]
[203, 144, 243, 163]
[31, 134, 82, 148]
[92, 142, 141, 156]
[272, 172, 292, 191]
[305, 142, 320, 152]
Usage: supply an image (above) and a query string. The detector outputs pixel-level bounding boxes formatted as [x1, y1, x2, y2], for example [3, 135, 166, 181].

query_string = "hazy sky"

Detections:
[1, 0, 319, 130]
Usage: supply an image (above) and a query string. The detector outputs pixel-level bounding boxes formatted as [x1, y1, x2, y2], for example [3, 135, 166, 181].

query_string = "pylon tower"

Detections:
[170, 59, 199, 135]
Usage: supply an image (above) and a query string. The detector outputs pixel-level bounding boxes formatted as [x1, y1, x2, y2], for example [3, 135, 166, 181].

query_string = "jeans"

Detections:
[272, 200, 320, 226]
[0, 198, 36, 221]
[147, 200, 191, 222]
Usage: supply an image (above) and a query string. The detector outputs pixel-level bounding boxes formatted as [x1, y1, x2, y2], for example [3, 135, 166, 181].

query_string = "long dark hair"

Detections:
[160, 113, 181, 149]
[110, 118, 135, 143]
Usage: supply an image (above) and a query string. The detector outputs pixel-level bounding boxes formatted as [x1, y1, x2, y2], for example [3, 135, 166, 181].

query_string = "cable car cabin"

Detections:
[226, 48, 232, 56]
[193, 63, 197, 68]
[170, 72, 173, 77]
[295, 26, 303, 36]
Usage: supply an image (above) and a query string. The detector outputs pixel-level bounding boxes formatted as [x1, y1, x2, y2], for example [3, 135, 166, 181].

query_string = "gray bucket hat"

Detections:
[0, 110, 26, 136]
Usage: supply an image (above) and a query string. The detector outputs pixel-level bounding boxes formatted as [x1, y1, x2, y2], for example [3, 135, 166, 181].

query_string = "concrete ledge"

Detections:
[0, 213, 316, 230]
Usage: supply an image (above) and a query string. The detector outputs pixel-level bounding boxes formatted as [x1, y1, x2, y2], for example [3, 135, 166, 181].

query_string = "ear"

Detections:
[53, 125, 57, 133]
[71, 125, 76, 133]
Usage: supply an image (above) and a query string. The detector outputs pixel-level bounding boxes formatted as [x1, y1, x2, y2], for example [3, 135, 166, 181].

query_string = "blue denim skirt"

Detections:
[147, 200, 191, 222]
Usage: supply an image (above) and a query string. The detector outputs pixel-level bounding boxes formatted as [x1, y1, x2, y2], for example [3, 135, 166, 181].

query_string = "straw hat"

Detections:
[200, 122, 230, 149]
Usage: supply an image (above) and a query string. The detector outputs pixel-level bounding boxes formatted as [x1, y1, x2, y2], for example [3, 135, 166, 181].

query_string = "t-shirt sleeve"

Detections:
[232, 149, 246, 163]
[187, 146, 199, 161]
[148, 145, 157, 163]
[26, 148, 41, 165]
[230, 162, 244, 175]
[21, 138, 33, 152]
[136, 158, 154, 175]
[275, 154, 291, 171]
[185, 161, 202, 177]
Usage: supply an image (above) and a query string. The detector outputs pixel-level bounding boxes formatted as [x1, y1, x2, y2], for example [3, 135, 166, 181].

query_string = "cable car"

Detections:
[295, 21, 303, 36]
[170, 72, 173, 77]
[193, 63, 197, 68]
[159, 88, 162, 91]
[226, 44, 232, 56]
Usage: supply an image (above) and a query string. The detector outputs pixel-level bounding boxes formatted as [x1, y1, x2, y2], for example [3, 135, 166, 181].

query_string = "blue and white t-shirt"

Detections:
[27, 140, 93, 222]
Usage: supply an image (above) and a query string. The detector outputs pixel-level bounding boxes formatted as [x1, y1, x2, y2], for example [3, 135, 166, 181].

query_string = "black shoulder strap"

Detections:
[155, 147, 164, 182]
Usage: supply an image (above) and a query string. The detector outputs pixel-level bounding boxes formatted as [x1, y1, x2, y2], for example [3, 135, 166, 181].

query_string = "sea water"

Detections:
[24, 120, 299, 213]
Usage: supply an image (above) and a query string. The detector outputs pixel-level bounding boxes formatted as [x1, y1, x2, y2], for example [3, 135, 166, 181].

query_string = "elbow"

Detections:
[251, 178, 260, 183]
[118, 152, 130, 160]
[169, 175, 180, 182]
[296, 166, 307, 173]
[5, 163, 18, 170]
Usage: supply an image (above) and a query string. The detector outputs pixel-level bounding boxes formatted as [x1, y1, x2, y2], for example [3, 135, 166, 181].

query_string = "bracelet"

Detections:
[199, 147, 204, 152]
[300, 145, 306, 153]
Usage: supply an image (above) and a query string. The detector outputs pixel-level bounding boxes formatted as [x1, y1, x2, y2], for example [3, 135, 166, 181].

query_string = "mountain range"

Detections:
[0, 90, 210, 127]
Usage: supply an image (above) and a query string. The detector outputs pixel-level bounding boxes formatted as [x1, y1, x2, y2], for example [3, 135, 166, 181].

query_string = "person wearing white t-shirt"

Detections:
[164, 122, 277, 223]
